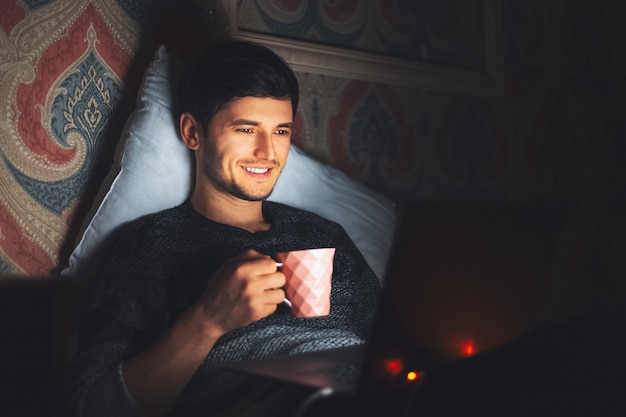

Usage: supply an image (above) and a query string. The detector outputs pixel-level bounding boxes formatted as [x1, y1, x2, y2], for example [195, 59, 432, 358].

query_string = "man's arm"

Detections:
[121, 249, 285, 417]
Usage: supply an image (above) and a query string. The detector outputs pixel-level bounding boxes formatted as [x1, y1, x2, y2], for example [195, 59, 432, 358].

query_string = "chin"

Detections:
[241, 183, 277, 202]
[239, 189, 273, 202]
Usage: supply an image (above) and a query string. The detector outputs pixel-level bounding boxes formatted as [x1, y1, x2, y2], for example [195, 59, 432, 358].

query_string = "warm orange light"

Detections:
[462, 341, 475, 356]
[384, 359, 403, 376]
[406, 371, 419, 381]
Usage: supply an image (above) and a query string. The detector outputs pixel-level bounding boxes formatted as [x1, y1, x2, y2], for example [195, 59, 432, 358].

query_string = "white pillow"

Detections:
[61, 46, 396, 288]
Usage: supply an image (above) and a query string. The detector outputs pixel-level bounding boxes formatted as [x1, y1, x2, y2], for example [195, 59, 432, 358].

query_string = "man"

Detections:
[69, 40, 381, 417]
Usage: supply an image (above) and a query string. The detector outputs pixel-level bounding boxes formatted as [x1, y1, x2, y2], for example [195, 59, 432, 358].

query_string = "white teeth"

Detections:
[244, 167, 269, 174]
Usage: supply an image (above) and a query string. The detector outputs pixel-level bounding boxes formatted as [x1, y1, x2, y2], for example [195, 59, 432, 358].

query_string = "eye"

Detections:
[275, 129, 291, 136]
[237, 128, 254, 134]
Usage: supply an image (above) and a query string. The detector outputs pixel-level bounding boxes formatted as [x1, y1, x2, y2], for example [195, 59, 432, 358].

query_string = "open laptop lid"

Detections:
[357, 200, 570, 399]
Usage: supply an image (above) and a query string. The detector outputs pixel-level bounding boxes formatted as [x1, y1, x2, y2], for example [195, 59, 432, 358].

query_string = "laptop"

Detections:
[225, 201, 576, 414]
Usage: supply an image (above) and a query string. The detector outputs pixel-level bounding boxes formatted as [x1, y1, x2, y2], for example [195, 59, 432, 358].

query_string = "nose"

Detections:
[253, 131, 275, 160]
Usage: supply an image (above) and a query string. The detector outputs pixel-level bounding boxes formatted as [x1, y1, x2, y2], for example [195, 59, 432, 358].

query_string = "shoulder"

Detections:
[130, 200, 200, 229]
[112, 202, 197, 249]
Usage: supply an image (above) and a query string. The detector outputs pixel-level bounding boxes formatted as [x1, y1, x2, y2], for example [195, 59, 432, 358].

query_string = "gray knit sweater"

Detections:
[70, 201, 381, 416]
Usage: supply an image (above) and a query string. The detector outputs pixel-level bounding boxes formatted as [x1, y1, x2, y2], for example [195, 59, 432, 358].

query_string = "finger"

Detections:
[263, 287, 286, 306]
[262, 270, 286, 289]
[245, 256, 284, 276]
[256, 257, 283, 274]
[220, 259, 271, 284]
[248, 273, 285, 303]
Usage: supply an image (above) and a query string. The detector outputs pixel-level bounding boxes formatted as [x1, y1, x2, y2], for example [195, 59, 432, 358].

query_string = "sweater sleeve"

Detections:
[68, 222, 173, 416]
[68, 363, 142, 417]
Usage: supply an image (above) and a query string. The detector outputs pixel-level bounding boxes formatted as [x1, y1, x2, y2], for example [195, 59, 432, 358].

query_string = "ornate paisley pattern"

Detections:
[0, 0, 139, 275]
[236, 0, 491, 66]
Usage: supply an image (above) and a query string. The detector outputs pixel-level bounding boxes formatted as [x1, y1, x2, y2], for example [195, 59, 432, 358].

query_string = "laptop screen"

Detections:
[358, 201, 569, 399]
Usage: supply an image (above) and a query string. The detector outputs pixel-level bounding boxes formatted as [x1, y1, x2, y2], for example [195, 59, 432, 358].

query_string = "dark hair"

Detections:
[179, 40, 299, 131]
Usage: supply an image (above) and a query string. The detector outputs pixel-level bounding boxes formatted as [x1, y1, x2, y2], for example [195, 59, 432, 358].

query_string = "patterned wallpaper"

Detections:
[1, 0, 141, 275]
[236, 0, 487, 69]
[243, 0, 626, 206]
[0, 0, 175, 276]
[1, 0, 625, 315]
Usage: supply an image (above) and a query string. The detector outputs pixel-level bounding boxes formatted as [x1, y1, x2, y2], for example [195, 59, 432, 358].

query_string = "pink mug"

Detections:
[275, 248, 335, 318]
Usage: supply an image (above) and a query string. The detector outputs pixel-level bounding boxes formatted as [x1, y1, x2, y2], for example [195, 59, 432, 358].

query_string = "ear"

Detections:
[180, 112, 202, 150]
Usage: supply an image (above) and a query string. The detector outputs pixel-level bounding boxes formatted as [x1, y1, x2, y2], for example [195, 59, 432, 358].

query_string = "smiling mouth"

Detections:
[243, 166, 271, 174]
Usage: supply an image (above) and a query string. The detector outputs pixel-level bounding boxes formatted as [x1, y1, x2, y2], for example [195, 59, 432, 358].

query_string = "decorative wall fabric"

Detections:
[237, 0, 626, 205]
[0, 0, 175, 276]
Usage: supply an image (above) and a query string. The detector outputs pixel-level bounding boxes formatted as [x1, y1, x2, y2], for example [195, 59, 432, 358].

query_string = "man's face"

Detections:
[198, 96, 293, 202]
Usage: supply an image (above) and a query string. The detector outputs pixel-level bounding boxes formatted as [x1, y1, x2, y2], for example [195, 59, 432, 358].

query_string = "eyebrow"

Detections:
[230, 119, 293, 128]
